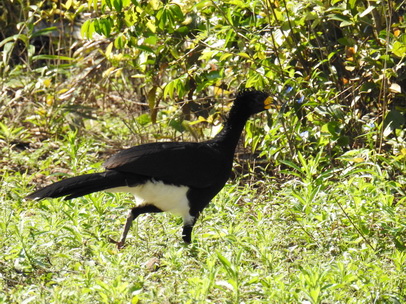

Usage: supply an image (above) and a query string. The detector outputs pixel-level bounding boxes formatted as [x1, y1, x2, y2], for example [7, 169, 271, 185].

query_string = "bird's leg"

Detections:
[182, 213, 199, 244]
[108, 209, 135, 249]
[115, 209, 136, 248]
[109, 205, 162, 249]
[182, 226, 193, 244]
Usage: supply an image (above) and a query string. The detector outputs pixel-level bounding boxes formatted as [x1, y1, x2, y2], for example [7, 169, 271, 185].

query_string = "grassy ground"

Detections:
[1, 120, 405, 303]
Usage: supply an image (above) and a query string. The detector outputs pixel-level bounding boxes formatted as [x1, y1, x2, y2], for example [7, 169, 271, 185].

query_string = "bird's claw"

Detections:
[108, 237, 125, 249]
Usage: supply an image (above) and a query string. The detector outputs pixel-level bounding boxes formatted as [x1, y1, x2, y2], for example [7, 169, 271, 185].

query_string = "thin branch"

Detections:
[334, 198, 376, 252]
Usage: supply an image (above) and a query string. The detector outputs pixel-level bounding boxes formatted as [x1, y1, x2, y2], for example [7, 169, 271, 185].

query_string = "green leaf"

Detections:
[383, 109, 406, 136]
[280, 159, 302, 173]
[348, 0, 357, 10]
[199, 50, 216, 61]
[146, 20, 157, 33]
[246, 73, 266, 88]
[147, 87, 157, 111]
[81, 19, 95, 39]
[337, 136, 350, 147]
[32, 26, 58, 38]
[219, 53, 233, 61]
[322, 121, 341, 139]
[169, 3, 184, 19]
[359, 5, 375, 18]
[360, 82, 376, 93]
[2, 42, 13, 63]
[32, 55, 75, 61]
[104, 0, 113, 10]
[148, 0, 161, 10]
[337, 37, 356, 46]
[113, 0, 123, 12]
[94, 17, 112, 37]
[144, 35, 157, 45]
[114, 34, 127, 49]
[217, 252, 232, 268]
[0, 34, 29, 47]
[194, 0, 212, 10]
[27, 44, 35, 59]
[168, 119, 184, 132]
[164, 80, 175, 99]
[137, 113, 151, 126]
[205, 70, 221, 81]
[328, 14, 353, 27]
[391, 41, 406, 57]
[105, 42, 113, 58]
[238, 52, 250, 59]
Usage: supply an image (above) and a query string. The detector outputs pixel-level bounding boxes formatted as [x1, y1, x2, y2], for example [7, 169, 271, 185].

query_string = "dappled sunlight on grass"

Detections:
[2, 154, 404, 302]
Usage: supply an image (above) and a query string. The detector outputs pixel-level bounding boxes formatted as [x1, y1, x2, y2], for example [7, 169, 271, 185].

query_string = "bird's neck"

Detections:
[211, 107, 250, 151]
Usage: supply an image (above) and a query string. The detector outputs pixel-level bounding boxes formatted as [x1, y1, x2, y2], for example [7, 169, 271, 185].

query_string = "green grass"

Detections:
[1, 129, 405, 304]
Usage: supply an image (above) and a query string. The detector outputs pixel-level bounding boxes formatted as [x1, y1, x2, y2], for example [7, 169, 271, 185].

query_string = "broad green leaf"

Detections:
[391, 41, 406, 57]
[147, 87, 157, 110]
[135, 44, 154, 53]
[169, 3, 184, 19]
[114, 34, 127, 49]
[328, 13, 353, 26]
[164, 80, 176, 99]
[65, 0, 73, 9]
[219, 53, 233, 61]
[238, 52, 250, 59]
[2, 42, 13, 63]
[105, 42, 113, 58]
[199, 50, 215, 61]
[144, 35, 157, 45]
[322, 121, 340, 138]
[113, 0, 123, 12]
[104, 0, 113, 10]
[383, 109, 406, 136]
[348, 0, 357, 10]
[32, 26, 58, 38]
[88, 0, 98, 9]
[194, 0, 212, 10]
[27, 44, 35, 59]
[98, 18, 113, 37]
[146, 20, 157, 33]
[137, 113, 151, 126]
[337, 37, 356, 46]
[149, 0, 161, 10]
[337, 136, 350, 147]
[81, 19, 95, 39]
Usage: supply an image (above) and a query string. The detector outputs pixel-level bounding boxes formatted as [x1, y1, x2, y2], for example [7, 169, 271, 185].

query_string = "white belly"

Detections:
[109, 180, 191, 219]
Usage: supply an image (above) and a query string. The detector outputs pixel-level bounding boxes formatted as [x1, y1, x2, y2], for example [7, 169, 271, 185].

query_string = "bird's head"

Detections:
[234, 89, 272, 115]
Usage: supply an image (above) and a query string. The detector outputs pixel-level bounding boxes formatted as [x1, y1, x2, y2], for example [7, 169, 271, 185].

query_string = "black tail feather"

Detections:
[25, 170, 137, 200]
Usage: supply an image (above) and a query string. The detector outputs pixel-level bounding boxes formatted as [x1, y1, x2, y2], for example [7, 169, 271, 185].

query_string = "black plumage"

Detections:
[26, 89, 272, 248]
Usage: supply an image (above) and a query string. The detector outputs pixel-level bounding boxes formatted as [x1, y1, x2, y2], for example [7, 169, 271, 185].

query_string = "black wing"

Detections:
[103, 142, 230, 188]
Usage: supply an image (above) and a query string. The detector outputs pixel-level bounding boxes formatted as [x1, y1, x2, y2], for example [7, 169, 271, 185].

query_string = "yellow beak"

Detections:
[264, 96, 272, 109]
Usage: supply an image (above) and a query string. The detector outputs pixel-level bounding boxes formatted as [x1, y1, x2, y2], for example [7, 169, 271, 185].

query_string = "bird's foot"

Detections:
[108, 237, 125, 249]
[182, 235, 192, 244]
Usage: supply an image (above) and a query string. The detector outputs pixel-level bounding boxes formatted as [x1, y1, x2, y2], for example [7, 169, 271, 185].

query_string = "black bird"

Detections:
[26, 89, 272, 248]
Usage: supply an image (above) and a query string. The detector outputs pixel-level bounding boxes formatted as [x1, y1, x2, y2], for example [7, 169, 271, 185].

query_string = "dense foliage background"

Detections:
[0, 0, 405, 303]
